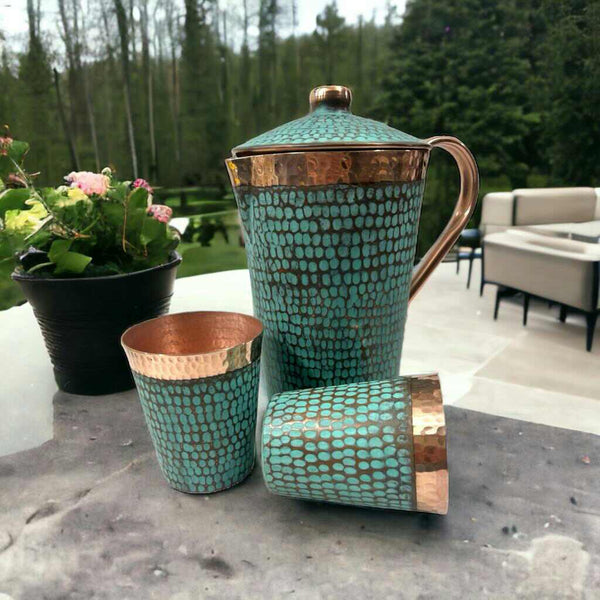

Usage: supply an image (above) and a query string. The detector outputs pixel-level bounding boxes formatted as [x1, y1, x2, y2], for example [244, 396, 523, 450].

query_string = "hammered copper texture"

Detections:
[226, 149, 429, 188]
[410, 374, 448, 515]
[262, 377, 416, 511]
[262, 373, 448, 514]
[232, 86, 424, 156]
[121, 311, 263, 380]
[230, 179, 424, 396]
[132, 361, 260, 494]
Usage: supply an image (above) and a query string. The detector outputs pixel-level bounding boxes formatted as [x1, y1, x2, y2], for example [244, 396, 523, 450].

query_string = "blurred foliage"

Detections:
[0, 0, 598, 305]
[0, 137, 179, 280]
[375, 0, 599, 256]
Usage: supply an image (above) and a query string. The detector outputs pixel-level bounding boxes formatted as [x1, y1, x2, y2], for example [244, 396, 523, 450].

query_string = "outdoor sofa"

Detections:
[479, 187, 600, 350]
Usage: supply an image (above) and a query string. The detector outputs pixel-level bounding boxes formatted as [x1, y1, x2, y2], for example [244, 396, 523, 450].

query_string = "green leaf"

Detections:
[4, 201, 48, 235]
[123, 187, 149, 252]
[105, 181, 129, 203]
[48, 239, 73, 262]
[101, 202, 126, 229]
[128, 186, 148, 210]
[140, 217, 165, 245]
[0, 140, 29, 183]
[54, 251, 92, 275]
[0, 229, 23, 260]
[8, 141, 29, 164]
[0, 188, 31, 219]
[41, 187, 69, 209]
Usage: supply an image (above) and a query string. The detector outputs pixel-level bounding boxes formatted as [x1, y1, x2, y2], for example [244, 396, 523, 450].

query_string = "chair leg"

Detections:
[586, 312, 598, 352]
[494, 288, 502, 320]
[480, 250, 485, 296]
[559, 305, 568, 323]
[456, 256, 460, 274]
[467, 251, 474, 289]
[523, 293, 530, 326]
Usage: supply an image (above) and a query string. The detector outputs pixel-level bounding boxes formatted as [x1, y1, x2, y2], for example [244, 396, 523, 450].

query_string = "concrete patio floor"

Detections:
[403, 261, 600, 435]
[0, 263, 598, 598]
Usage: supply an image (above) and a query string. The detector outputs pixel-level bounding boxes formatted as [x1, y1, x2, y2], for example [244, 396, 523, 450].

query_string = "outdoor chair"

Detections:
[455, 228, 482, 289]
[483, 230, 600, 351]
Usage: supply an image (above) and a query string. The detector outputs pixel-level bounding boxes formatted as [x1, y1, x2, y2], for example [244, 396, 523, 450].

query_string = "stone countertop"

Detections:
[1, 266, 599, 599]
[0, 390, 598, 599]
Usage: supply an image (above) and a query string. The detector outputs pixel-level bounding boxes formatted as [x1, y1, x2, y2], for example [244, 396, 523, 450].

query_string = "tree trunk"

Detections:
[166, 0, 182, 171]
[53, 68, 80, 171]
[140, 1, 157, 180]
[114, 0, 138, 178]
[83, 68, 101, 172]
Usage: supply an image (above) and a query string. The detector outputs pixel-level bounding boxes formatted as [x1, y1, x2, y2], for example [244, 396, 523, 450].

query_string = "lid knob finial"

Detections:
[309, 85, 352, 112]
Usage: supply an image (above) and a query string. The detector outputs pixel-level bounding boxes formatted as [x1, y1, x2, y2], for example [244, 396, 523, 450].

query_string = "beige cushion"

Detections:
[513, 187, 596, 225]
[481, 224, 510, 236]
[524, 220, 600, 242]
[480, 192, 514, 235]
[484, 231, 599, 311]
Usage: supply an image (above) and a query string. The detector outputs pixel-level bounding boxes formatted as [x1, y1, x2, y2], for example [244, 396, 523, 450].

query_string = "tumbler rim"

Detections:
[121, 310, 263, 380]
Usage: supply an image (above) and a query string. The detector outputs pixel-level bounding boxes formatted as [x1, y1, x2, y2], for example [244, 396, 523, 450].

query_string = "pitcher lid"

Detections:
[231, 85, 428, 157]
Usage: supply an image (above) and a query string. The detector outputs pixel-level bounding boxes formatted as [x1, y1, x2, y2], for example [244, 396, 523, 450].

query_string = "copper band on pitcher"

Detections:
[410, 374, 448, 514]
[226, 149, 429, 188]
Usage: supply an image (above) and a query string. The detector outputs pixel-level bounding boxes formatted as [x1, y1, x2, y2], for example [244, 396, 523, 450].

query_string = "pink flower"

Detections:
[132, 178, 154, 194]
[65, 171, 110, 196]
[0, 136, 13, 156]
[147, 204, 172, 223]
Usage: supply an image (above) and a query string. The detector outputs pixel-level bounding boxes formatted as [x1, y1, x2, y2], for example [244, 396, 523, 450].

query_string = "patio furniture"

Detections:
[479, 187, 600, 295]
[455, 228, 482, 289]
[483, 230, 600, 351]
[480, 187, 599, 237]
[521, 220, 600, 244]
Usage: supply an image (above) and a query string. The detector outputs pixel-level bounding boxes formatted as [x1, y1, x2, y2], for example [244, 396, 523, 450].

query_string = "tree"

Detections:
[315, 1, 345, 83]
[257, 0, 279, 130]
[237, 0, 254, 141]
[19, 0, 56, 178]
[57, 0, 85, 141]
[541, 0, 600, 185]
[114, 0, 139, 178]
[140, 0, 157, 180]
[377, 0, 542, 255]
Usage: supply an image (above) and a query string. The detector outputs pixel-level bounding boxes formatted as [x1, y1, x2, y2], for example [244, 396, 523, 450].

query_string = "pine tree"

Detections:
[19, 0, 56, 180]
[541, 0, 600, 184]
[315, 2, 346, 84]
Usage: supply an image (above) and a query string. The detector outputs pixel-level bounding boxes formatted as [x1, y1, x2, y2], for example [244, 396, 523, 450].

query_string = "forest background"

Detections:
[0, 0, 598, 307]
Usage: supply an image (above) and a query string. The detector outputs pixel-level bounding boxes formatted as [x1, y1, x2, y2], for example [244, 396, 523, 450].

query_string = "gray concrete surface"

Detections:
[0, 390, 598, 599]
[1, 265, 599, 598]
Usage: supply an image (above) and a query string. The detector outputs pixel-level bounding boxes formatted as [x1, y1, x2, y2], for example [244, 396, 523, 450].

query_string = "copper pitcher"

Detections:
[226, 85, 479, 396]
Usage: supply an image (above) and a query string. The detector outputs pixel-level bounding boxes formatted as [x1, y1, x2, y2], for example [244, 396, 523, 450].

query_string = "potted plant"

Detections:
[0, 134, 181, 395]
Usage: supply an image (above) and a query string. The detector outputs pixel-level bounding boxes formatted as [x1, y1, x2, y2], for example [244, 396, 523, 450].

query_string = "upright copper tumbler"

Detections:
[122, 311, 263, 494]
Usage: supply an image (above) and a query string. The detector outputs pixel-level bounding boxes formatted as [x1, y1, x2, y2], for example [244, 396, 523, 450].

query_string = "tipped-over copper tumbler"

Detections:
[122, 311, 263, 494]
[261, 373, 448, 514]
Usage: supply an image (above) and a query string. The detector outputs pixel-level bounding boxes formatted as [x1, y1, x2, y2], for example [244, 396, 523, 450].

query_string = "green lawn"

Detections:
[0, 174, 553, 311]
[177, 226, 247, 278]
[0, 195, 244, 311]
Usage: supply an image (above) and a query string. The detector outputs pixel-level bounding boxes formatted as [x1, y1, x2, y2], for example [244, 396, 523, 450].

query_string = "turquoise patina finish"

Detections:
[132, 361, 260, 494]
[235, 180, 424, 396]
[234, 103, 423, 153]
[261, 377, 416, 511]
[227, 85, 479, 397]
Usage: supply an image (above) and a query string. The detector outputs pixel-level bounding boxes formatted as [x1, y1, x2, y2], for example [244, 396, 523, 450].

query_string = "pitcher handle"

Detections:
[409, 136, 479, 302]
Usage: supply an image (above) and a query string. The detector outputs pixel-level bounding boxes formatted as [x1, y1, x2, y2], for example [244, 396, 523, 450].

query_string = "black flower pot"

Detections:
[12, 253, 182, 396]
